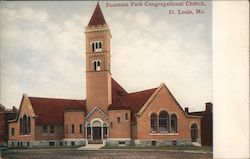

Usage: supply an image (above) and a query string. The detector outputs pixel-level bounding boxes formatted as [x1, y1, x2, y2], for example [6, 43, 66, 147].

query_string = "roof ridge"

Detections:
[29, 96, 86, 101]
[126, 87, 157, 95]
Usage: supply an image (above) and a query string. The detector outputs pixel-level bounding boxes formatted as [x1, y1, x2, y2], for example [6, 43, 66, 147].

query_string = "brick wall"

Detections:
[136, 85, 201, 142]
[8, 95, 36, 141]
[0, 113, 4, 143]
[108, 110, 131, 138]
[35, 125, 64, 140]
[64, 110, 85, 139]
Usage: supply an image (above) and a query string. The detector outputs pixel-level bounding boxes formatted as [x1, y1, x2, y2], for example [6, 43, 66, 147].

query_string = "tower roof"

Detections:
[88, 3, 107, 27]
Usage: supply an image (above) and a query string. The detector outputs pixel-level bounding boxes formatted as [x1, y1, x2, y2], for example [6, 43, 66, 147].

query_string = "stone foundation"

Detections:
[134, 139, 201, 146]
[105, 139, 131, 146]
[8, 138, 201, 148]
[8, 139, 86, 148]
[63, 139, 86, 147]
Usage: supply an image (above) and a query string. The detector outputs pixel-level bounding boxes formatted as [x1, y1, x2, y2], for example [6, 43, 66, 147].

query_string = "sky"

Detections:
[0, 1, 212, 112]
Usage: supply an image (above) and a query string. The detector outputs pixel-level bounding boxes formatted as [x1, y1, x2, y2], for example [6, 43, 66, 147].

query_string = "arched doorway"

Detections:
[92, 121, 102, 140]
[191, 123, 198, 142]
[86, 119, 109, 144]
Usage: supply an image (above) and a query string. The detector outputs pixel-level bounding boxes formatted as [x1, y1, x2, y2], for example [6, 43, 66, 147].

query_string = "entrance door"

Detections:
[191, 123, 198, 142]
[93, 127, 101, 140]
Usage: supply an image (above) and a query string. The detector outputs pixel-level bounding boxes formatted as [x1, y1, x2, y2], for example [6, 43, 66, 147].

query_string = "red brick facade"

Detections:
[64, 110, 85, 139]
[0, 105, 18, 145]
[7, 3, 207, 147]
[187, 103, 213, 146]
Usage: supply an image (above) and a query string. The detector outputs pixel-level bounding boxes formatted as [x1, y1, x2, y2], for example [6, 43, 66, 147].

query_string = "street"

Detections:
[1, 149, 212, 159]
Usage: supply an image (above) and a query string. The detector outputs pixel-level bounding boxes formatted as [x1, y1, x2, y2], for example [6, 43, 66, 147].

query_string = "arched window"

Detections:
[159, 111, 169, 133]
[23, 115, 27, 135]
[191, 123, 198, 142]
[150, 113, 157, 133]
[19, 118, 23, 135]
[170, 114, 177, 133]
[93, 60, 101, 71]
[28, 116, 31, 134]
[91, 41, 103, 52]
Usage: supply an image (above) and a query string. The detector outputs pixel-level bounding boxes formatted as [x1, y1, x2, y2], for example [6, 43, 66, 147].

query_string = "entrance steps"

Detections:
[191, 142, 202, 146]
[77, 141, 105, 150]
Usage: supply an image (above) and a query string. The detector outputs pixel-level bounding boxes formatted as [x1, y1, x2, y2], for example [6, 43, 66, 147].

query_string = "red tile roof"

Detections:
[88, 3, 107, 27]
[109, 79, 157, 113]
[29, 97, 86, 125]
[112, 78, 128, 99]
[28, 79, 156, 125]
[109, 97, 130, 110]
[121, 88, 157, 113]
[110, 78, 130, 110]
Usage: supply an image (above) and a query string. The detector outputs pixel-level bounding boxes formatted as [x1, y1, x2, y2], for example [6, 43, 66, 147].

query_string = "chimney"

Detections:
[12, 106, 18, 112]
[205, 102, 213, 112]
[184, 107, 189, 114]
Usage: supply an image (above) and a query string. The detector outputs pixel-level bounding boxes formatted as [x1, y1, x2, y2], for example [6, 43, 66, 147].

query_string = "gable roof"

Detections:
[29, 97, 86, 125]
[88, 3, 107, 27]
[13, 94, 36, 121]
[121, 88, 157, 113]
[85, 106, 109, 121]
[109, 79, 157, 113]
[136, 83, 202, 118]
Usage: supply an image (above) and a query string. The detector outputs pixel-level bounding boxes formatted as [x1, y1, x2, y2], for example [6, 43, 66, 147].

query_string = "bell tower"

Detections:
[85, 3, 112, 114]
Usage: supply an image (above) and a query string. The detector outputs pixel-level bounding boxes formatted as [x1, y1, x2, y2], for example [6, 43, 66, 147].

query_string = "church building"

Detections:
[8, 3, 202, 148]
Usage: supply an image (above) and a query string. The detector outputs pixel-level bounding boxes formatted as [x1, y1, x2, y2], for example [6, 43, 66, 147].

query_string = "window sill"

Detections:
[42, 132, 55, 136]
[150, 133, 179, 136]
[19, 134, 31, 137]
